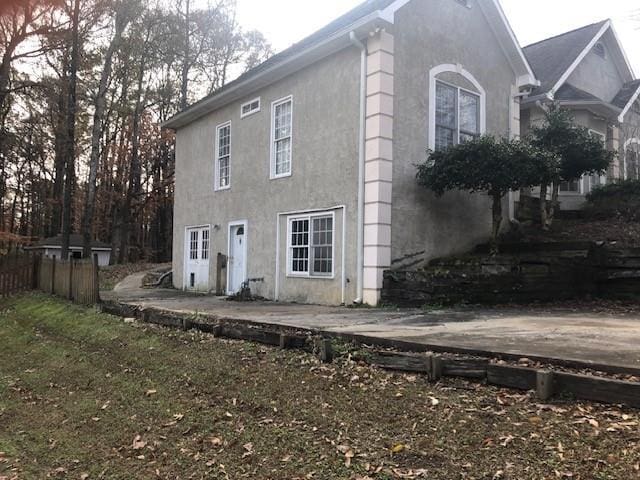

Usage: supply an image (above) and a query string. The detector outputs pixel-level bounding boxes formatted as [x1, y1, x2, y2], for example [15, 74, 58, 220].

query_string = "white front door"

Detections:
[185, 226, 210, 291]
[228, 223, 247, 294]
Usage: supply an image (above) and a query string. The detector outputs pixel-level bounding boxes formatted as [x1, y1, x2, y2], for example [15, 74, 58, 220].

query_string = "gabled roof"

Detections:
[613, 79, 640, 121]
[31, 235, 112, 250]
[164, 0, 537, 130]
[523, 20, 609, 98]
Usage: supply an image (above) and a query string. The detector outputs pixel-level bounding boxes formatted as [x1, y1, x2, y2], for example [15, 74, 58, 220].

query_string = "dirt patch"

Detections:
[521, 217, 640, 248]
[1, 293, 639, 479]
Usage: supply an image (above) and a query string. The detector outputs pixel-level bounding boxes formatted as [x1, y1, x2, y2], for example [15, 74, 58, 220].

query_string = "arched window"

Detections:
[594, 42, 606, 60]
[428, 64, 486, 151]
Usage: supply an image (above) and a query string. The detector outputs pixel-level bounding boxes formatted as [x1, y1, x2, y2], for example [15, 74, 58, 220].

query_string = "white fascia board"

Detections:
[618, 83, 640, 123]
[609, 22, 636, 80]
[549, 20, 611, 97]
[163, 12, 390, 130]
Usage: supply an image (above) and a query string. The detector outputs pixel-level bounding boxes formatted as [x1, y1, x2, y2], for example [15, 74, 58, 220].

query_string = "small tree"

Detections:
[529, 106, 615, 229]
[417, 135, 553, 251]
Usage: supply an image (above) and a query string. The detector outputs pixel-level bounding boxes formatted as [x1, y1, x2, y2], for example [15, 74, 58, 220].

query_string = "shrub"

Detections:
[417, 135, 553, 250]
[585, 179, 640, 221]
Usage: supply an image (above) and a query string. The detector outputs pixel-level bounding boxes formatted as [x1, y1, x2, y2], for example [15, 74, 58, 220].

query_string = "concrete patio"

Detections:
[103, 272, 640, 372]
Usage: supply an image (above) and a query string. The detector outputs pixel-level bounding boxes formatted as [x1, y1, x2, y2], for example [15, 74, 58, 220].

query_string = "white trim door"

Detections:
[184, 226, 210, 291]
[227, 221, 248, 294]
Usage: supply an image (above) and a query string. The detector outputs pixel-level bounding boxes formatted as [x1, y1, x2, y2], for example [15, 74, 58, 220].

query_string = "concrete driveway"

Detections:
[103, 275, 640, 372]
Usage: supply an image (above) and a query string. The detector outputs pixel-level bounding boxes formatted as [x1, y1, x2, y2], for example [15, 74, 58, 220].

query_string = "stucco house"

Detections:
[165, 0, 637, 306]
[520, 20, 640, 209]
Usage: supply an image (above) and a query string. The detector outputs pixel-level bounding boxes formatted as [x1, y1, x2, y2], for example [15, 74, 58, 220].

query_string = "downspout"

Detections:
[350, 31, 367, 304]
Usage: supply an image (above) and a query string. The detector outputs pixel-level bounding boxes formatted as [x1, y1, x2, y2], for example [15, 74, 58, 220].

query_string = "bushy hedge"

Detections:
[585, 179, 640, 221]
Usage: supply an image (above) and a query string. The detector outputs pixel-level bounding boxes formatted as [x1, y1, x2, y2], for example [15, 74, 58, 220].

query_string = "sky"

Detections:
[234, 0, 640, 76]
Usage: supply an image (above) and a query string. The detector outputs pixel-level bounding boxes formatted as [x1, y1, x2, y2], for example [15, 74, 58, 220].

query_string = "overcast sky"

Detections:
[235, 0, 640, 76]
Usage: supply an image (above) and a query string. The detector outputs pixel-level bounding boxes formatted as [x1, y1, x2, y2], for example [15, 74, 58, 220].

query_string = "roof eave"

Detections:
[618, 83, 640, 123]
[163, 11, 391, 130]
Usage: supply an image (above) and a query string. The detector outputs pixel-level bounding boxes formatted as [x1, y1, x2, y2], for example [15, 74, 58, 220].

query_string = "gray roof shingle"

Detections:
[612, 79, 640, 109]
[554, 83, 604, 103]
[523, 20, 608, 97]
[34, 234, 111, 250]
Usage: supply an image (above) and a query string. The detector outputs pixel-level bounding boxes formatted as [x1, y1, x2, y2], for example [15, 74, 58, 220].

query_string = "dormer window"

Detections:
[594, 42, 606, 59]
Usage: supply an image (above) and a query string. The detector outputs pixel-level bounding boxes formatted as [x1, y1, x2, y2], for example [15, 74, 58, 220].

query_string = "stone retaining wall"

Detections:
[382, 243, 640, 307]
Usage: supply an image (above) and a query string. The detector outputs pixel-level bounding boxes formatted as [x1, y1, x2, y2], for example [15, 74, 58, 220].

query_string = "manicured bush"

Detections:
[417, 135, 553, 250]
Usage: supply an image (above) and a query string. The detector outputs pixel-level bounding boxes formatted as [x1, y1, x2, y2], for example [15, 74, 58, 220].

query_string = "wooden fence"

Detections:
[38, 257, 100, 305]
[0, 253, 38, 297]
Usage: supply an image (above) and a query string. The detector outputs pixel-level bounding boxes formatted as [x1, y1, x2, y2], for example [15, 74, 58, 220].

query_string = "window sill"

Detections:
[270, 172, 292, 180]
[214, 186, 231, 192]
[286, 273, 335, 280]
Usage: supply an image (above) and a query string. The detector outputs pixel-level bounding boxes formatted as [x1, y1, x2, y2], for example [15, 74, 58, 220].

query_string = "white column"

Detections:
[363, 30, 394, 306]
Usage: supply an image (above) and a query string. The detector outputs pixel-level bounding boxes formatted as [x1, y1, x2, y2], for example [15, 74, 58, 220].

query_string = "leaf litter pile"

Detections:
[0, 294, 639, 479]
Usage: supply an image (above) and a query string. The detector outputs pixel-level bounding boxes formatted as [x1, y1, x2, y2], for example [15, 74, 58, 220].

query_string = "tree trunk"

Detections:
[539, 183, 549, 231]
[180, 0, 190, 110]
[491, 192, 503, 253]
[81, 8, 129, 258]
[547, 180, 560, 229]
[60, 0, 81, 260]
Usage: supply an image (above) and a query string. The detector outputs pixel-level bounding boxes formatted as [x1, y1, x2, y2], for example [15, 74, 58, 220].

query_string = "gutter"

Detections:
[349, 31, 367, 305]
[164, 12, 388, 130]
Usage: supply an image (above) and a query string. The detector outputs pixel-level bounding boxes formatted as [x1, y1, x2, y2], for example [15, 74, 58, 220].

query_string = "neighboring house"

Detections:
[165, 0, 537, 305]
[27, 235, 112, 266]
[520, 20, 640, 210]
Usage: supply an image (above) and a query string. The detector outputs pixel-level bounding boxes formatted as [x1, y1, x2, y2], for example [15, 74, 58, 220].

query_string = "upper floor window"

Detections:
[435, 80, 480, 150]
[271, 96, 293, 178]
[241, 98, 260, 118]
[215, 122, 231, 190]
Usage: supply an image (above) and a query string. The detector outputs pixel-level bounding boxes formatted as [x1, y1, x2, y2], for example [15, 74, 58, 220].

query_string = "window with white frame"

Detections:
[215, 122, 231, 190]
[241, 98, 260, 118]
[189, 230, 198, 260]
[201, 229, 210, 260]
[435, 81, 480, 150]
[271, 97, 292, 177]
[288, 213, 334, 277]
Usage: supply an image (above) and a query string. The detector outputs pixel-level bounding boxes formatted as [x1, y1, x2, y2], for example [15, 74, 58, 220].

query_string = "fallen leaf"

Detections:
[132, 435, 146, 450]
[391, 443, 406, 454]
[145, 389, 157, 397]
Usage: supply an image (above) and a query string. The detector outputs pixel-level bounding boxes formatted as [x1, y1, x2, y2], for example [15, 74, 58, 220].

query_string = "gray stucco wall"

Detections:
[567, 37, 625, 102]
[173, 47, 361, 305]
[390, 0, 519, 266]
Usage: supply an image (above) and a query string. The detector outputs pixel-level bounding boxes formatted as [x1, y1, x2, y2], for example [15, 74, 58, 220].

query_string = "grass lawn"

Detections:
[1, 294, 639, 479]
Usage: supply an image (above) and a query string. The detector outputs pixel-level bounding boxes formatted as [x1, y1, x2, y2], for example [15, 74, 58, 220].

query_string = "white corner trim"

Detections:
[214, 121, 231, 191]
[618, 84, 640, 123]
[550, 20, 611, 97]
[269, 95, 294, 180]
[609, 22, 636, 79]
[428, 64, 487, 151]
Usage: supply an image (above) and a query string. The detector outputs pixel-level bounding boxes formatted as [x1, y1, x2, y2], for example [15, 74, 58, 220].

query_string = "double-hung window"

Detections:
[435, 81, 480, 150]
[215, 122, 231, 190]
[288, 213, 334, 277]
[271, 96, 293, 178]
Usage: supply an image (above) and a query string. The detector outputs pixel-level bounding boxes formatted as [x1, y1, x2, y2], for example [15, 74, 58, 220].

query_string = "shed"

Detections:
[27, 235, 112, 266]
